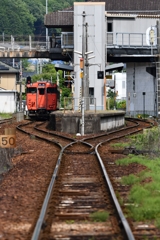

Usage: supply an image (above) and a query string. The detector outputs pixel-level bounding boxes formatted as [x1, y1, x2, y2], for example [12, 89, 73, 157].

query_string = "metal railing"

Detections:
[0, 32, 157, 53]
[63, 97, 97, 113]
[61, 32, 156, 49]
[61, 32, 74, 49]
[0, 35, 50, 52]
[107, 32, 156, 48]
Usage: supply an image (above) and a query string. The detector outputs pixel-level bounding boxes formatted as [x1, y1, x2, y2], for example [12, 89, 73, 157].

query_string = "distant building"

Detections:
[0, 61, 25, 93]
[0, 62, 25, 113]
[45, 0, 160, 116]
[0, 89, 17, 113]
[114, 72, 126, 101]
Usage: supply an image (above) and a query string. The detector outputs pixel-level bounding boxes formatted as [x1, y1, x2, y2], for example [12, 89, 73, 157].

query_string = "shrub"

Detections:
[106, 98, 117, 110]
[117, 100, 126, 109]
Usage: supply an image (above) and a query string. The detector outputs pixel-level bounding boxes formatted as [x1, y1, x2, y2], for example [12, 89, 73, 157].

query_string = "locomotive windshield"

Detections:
[27, 87, 37, 93]
[38, 88, 45, 95]
[47, 87, 57, 93]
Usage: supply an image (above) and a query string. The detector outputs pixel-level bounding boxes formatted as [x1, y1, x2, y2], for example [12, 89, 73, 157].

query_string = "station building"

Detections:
[45, 1, 160, 117]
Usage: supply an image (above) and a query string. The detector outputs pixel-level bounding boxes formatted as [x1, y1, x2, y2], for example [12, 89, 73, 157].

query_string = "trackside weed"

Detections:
[89, 211, 109, 222]
[116, 155, 160, 227]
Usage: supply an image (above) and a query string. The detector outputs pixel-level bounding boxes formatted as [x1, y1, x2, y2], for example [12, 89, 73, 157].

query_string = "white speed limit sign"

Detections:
[0, 135, 16, 148]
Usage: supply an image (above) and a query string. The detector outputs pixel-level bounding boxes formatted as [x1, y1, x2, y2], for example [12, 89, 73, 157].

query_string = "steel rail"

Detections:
[31, 148, 63, 240]
[31, 140, 92, 240]
[19, 118, 152, 239]
[34, 124, 76, 142]
[95, 143, 135, 240]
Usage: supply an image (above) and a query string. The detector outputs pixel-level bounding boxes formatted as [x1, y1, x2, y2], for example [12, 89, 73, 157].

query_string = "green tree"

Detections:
[23, 0, 46, 35]
[106, 89, 117, 110]
[0, 0, 84, 36]
[107, 89, 116, 98]
[22, 59, 30, 70]
[117, 100, 126, 109]
[0, 0, 35, 35]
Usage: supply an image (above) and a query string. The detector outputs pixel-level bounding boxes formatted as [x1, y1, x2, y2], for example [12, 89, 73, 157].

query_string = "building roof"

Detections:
[54, 63, 73, 71]
[0, 61, 19, 74]
[44, 0, 160, 27]
[91, 0, 160, 14]
[105, 63, 124, 72]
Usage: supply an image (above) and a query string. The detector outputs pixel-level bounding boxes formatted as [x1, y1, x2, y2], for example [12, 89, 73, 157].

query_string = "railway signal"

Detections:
[26, 76, 32, 84]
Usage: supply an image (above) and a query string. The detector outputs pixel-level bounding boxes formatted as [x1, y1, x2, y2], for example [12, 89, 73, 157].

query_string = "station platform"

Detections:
[47, 110, 126, 135]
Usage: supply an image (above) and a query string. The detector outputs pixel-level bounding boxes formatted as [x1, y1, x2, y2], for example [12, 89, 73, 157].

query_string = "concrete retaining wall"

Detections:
[47, 111, 125, 134]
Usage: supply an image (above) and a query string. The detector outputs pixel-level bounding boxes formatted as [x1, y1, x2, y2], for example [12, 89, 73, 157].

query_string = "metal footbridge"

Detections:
[0, 32, 158, 62]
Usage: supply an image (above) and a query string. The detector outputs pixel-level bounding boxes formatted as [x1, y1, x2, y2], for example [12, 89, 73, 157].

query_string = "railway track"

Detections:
[17, 120, 76, 147]
[82, 118, 152, 145]
[31, 140, 134, 240]
[0, 117, 157, 239]
[0, 118, 13, 125]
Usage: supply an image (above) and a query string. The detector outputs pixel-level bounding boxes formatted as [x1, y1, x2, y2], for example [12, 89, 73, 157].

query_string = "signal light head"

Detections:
[26, 76, 32, 84]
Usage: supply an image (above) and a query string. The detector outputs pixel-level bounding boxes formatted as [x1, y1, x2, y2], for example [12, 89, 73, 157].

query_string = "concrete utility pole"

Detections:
[75, 11, 94, 135]
[85, 22, 90, 110]
[81, 11, 86, 136]
[19, 60, 22, 112]
[46, 0, 48, 50]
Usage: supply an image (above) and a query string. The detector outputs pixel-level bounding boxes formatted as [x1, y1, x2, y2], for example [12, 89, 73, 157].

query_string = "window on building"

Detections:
[107, 22, 113, 32]
[89, 87, 94, 104]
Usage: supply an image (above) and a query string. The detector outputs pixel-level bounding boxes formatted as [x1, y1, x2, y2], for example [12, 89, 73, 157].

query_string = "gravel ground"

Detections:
[0, 120, 59, 239]
[0, 119, 159, 239]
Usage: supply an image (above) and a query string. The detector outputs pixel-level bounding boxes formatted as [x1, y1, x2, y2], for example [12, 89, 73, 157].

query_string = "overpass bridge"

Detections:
[0, 31, 160, 117]
[0, 32, 158, 62]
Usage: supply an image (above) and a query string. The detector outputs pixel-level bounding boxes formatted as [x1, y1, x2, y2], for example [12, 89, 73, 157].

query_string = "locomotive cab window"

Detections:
[47, 87, 57, 93]
[38, 88, 45, 95]
[27, 87, 37, 93]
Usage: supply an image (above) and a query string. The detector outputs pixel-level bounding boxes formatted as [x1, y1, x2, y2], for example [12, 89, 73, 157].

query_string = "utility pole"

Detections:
[19, 60, 22, 112]
[81, 11, 86, 136]
[85, 22, 90, 110]
[46, 0, 48, 50]
[75, 11, 94, 135]
[157, 20, 160, 117]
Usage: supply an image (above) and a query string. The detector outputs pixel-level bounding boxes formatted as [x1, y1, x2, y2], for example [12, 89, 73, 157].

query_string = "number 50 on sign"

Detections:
[0, 135, 16, 148]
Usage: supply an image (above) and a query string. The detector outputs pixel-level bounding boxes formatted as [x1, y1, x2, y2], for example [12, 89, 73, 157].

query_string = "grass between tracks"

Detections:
[89, 211, 109, 222]
[0, 113, 12, 119]
[111, 126, 160, 228]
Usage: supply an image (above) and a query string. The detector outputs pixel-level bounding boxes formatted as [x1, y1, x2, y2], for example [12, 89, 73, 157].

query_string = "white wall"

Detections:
[74, 2, 106, 110]
[112, 17, 158, 46]
[126, 62, 156, 116]
[0, 92, 17, 113]
[113, 72, 126, 100]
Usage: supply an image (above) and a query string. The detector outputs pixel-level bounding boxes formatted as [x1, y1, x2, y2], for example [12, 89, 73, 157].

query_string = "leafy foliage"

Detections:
[116, 100, 126, 109]
[0, 0, 83, 36]
[106, 89, 117, 109]
[116, 155, 160, 224]
[107, 89, 116, 98]
[0, 0, 35, 35]
[106, 98, 117, 110]
[130, 127, 160, 153]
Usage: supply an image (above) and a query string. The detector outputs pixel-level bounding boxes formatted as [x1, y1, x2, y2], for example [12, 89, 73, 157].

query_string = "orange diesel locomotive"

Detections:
[26, 80, 59, 118]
